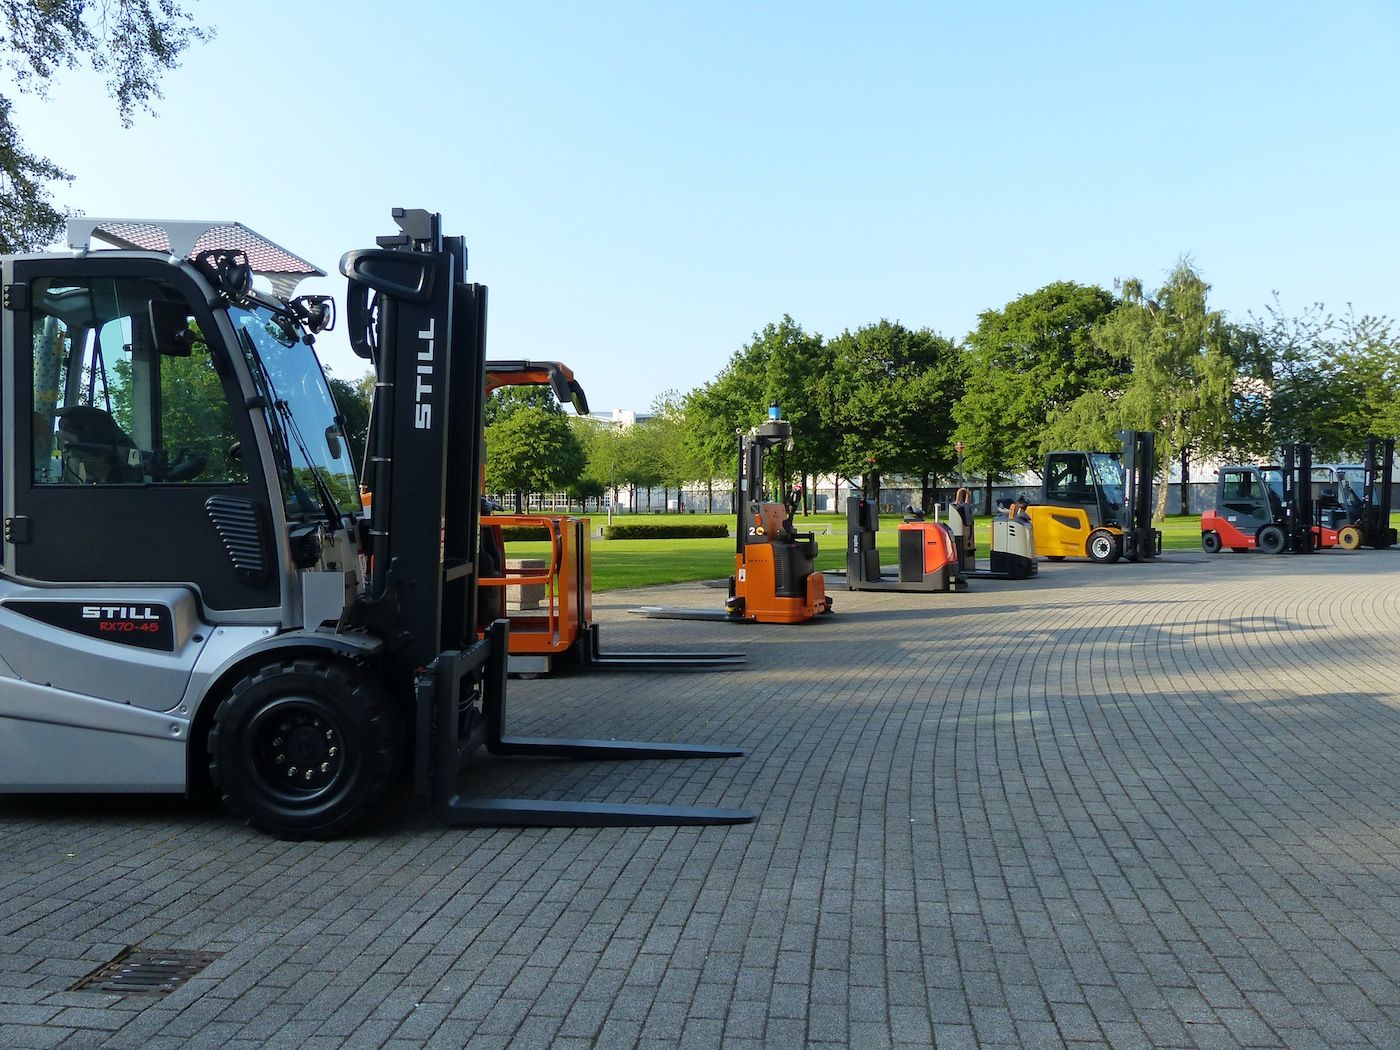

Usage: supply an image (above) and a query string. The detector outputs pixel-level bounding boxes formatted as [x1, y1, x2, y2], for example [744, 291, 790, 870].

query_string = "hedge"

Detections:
[602, 522, 730, 540]
[495, 526, 550, 542]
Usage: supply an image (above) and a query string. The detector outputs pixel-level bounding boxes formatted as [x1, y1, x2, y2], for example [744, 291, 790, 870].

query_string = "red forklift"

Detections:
[1201, 443, 1358, 554]
[1324, 438, 1396, 549]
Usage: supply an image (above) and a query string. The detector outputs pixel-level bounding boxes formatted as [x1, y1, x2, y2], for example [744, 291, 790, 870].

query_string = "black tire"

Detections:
[1045, 555, 1066, 562]
[1257, 525, 1286, 555]
[1201, 531, 1222, 554]
[1086, 529, 1121, 564]
[208, 658, 404, 840]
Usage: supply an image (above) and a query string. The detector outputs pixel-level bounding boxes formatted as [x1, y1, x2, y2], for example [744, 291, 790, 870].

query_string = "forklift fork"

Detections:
[419, 622, 753, 827]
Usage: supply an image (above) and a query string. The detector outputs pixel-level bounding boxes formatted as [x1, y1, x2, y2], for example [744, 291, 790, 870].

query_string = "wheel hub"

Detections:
[254, 703, 343, 795]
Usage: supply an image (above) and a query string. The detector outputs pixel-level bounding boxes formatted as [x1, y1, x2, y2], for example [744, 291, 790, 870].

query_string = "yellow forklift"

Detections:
[1024, 430, 1161, 563]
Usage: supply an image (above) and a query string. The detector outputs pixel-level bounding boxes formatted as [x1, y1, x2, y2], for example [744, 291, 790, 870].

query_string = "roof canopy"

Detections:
[67, 218, 324, 298]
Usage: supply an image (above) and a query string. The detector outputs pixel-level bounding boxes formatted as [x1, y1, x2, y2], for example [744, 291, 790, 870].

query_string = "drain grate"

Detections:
[71, 946, 223, 995]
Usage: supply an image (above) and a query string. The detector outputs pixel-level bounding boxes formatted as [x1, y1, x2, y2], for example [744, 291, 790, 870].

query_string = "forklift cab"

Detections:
[1043, 451, 1125, 526]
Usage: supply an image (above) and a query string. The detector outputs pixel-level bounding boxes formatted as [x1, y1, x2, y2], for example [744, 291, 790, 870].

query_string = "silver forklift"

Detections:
[0, 209, 752, 838]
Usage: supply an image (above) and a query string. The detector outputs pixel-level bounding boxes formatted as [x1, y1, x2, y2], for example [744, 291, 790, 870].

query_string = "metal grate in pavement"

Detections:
[71, 946, 223, 995]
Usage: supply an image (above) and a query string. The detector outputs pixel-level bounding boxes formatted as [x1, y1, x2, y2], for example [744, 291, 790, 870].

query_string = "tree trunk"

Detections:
[1179, 447, 1190, 515]
[921, 470, 933, 512]
[984, 474, 994, 515]
[834, 477, 841, 514]
[513, 489, 523, 513]
[1153, 469, 1170, 523]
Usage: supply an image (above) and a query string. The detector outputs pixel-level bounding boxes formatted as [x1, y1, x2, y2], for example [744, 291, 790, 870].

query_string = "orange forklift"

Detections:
[633, 405, 831, 624]
[476, 361, 743, 674]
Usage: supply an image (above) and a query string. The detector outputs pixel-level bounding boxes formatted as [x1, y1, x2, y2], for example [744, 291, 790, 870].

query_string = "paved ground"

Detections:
[4, 549, 1400, 1048]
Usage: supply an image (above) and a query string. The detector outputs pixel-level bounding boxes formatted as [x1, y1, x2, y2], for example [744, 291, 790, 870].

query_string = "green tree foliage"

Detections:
[815, 320, 964, 496]
[484, 404, 585, 511]
[0, 0, 212, 251]
[1232, 300, 1351, 457]
[326, 373, 371, 471]
[685, 316, 833, 506]
[616, 416, 662, 504]
[952, 281, 1121, 484]
[484, 384, 562, 426]
[647, 390, 705, 509]
[572, 415, 626, 506]
[1330, 311, 1400, 442]
[1052, 262, 1241, 518]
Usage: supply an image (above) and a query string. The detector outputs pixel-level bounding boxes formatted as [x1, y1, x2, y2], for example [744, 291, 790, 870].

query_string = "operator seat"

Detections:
[55, 405, 143, 484]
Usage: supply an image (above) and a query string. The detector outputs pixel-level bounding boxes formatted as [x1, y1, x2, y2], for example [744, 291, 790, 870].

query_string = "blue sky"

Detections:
[12, 1, 1400, 410]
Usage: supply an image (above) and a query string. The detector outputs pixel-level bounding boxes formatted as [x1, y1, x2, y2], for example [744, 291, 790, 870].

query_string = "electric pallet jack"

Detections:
[932, 489, 1038, 580]
[476, 360, 743, 674]
[833, 494, 966, 592]
[632, 405, 831, 624]
[1023, 430, 1161, 563]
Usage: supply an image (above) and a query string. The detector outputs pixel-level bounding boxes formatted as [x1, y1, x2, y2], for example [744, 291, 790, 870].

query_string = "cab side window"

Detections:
[1221, 470, 1255, 501]
[31, 277, 246, 486]
[1046, 455, 1087, 502]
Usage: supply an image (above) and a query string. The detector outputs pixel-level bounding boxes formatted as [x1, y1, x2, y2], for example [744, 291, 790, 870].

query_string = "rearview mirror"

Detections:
[148, 299, 198, 357]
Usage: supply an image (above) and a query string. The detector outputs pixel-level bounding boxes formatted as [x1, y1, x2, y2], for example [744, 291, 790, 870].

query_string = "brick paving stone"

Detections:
[5, 556, 1400, 1047]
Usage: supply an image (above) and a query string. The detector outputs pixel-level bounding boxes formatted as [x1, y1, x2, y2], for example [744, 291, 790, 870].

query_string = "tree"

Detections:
[685, 316, 834, 513]
[1053, 262, 1242, 519]
[1233, 299, 1349, 457]
[484, 384, 561, 426]
[1320, 309, 1400, 447]
[484, 405, 585, 512]
[815, 320, 964, 506]
[952, 281, 1121, 510]
[648, 390, 705, 511]
[573, 415, 626, 509]
[326, 373, 371, 473]
[0, 1, 213, 251]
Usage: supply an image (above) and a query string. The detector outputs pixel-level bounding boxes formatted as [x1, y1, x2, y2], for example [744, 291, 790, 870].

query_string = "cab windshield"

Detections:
[229, 304, 361, 518]
[1088, 453, 1125, 506]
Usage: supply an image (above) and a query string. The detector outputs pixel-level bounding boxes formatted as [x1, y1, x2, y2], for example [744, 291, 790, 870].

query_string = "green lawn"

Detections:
[498, 511, 1205, 592]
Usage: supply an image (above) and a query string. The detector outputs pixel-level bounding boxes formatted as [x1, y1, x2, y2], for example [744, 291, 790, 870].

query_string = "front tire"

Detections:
[1087, 529, 1121, 564]
[1337, 526, 1362, 551]
[1257, 525, 1286, 555]
[1201, 531, 1222, 554]
[208, 659, 404, 840]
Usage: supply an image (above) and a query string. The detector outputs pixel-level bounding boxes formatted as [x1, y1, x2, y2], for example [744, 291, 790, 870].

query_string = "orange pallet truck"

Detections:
[476, 361, 743, 673]
[632, 405, 831, 624]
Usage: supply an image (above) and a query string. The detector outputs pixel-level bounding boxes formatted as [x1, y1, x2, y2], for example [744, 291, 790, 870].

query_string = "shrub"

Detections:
[602, 522, 730, 540]
[495, 525, 550, 542]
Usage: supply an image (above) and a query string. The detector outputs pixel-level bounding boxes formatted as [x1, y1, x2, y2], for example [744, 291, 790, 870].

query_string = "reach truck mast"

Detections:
[633, 404, 831, 624]
[0, 209, 751, 837]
